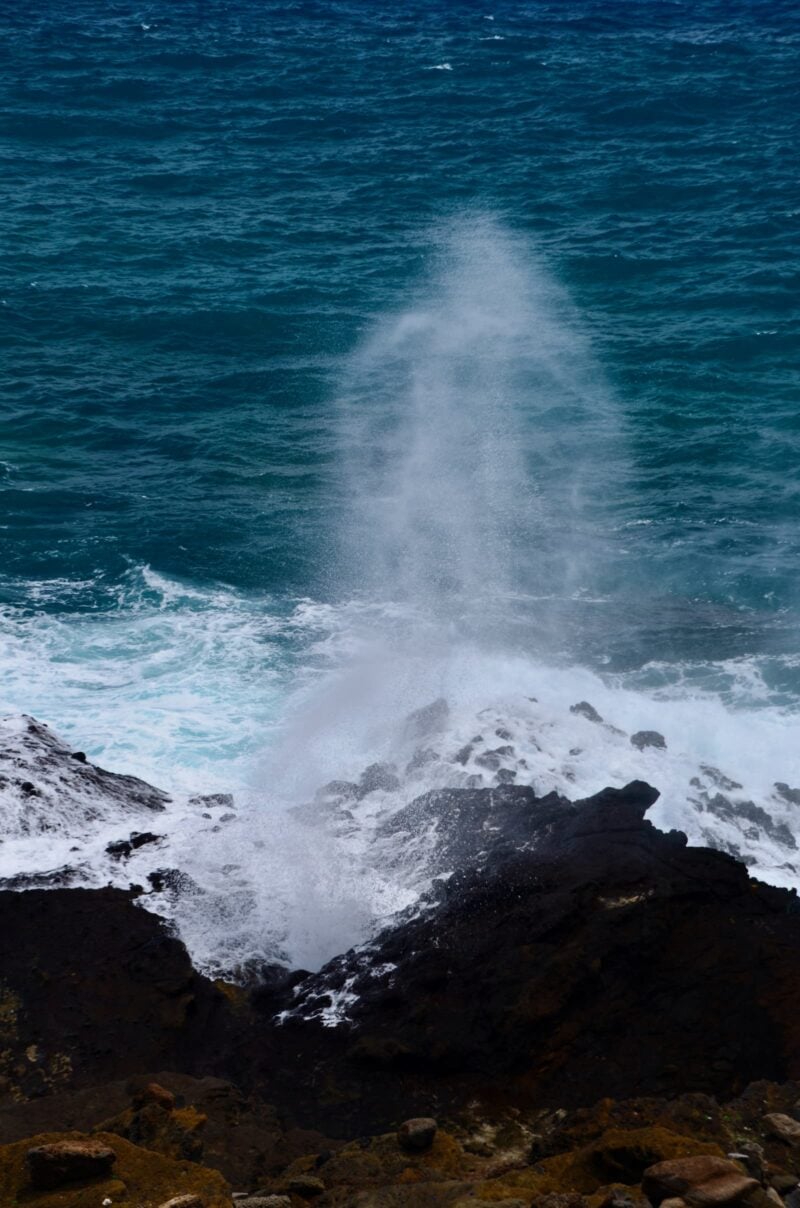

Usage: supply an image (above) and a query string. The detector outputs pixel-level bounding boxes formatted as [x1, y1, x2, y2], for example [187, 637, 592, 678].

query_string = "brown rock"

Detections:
[398, 1117, 438, 1152]
[26, 1138, 116, 1189]
[764, 1114, 800, 1146]
[643, 1156, 758, 1207]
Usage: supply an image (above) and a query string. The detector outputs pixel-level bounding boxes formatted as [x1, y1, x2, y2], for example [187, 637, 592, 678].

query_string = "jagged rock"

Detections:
[406, 747, 440, 775]
[106, 831, 163, 860]
[764, 1114, 800, 1145]
[631, 730, 666, 750]
[266, 781, 800, 1136]
[0, 715, 169, 837]
[357, 763, 401, 797]
[570, 702, 604, 723]
[188, 793, 234, 809]
[701, 767, 743, 793]
[0, 865, 90, 890]
[775, 785, 800, 806]
[404, 698, 450, 740]
[398, 1117, 438, 1152]
[27, 1138, 116, 1189]
[702, 797, 797, 851]
[643, 1156, 757, 1206]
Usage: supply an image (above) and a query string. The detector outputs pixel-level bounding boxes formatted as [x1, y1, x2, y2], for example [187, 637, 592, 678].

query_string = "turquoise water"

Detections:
[2, 0, 800, 791]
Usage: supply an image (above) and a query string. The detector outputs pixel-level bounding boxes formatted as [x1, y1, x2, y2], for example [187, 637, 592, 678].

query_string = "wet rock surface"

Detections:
[0, 715, 170, 834]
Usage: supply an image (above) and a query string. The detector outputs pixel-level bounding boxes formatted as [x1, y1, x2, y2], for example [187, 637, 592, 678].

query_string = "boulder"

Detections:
[642, 1155, 757, 1206]
[764, 1114, 800, 1145]
[27, 1138, 116, 1189]
[357, 763, 401, 797]
[398, 1118, 438, 1152]
[631, 731, 666, 751]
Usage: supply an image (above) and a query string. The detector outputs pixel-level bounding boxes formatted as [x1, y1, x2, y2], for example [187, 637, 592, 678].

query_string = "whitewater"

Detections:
[2, 218, 800, 978]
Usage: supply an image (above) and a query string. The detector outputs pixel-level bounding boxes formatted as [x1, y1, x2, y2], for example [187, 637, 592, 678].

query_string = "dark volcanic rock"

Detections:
[631, 730, 667, 750]
[262, 781, 800, 1134]
[106, 831, 163, 860]
[0, 888, 236, 1103]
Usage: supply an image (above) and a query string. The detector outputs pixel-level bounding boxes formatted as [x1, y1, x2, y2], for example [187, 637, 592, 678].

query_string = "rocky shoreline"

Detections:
[2, 726, 800, 1204]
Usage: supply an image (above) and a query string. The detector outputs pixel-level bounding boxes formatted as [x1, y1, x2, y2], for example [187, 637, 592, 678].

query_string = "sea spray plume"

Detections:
[334, 214, 623, 634]
[257, 218, 626, 802]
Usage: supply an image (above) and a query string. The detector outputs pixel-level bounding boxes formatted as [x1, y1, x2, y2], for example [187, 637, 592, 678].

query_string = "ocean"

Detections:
[2, 0, 800, 974]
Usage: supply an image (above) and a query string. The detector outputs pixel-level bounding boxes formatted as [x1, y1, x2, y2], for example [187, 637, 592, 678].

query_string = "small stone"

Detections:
[643, 1156, 757, 1207]
[286, 1173, 326, 1198]
[398, 1116, 438, 1152]
[765, 1113, 800, 1145]
[27, 1139, 117, 1190]
[631, 730, 667, 750]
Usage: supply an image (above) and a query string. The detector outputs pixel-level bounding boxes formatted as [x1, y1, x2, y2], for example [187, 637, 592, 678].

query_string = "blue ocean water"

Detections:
[2, 0, 799, 791]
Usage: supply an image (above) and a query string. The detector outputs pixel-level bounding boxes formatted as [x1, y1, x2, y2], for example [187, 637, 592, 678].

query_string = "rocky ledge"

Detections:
[2, 776, 800, 1206]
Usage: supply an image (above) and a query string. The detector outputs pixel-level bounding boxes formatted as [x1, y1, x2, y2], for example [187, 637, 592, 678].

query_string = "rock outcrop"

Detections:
[259, 781, 800, 1133]
[0, 887, 235, 1101]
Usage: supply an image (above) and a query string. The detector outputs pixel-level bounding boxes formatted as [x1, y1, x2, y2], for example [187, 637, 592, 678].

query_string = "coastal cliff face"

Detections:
[2, 763, 800, 1204]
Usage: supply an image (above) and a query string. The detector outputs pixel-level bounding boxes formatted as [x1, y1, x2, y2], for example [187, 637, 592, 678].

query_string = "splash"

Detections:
[335, 215, 623, 630]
